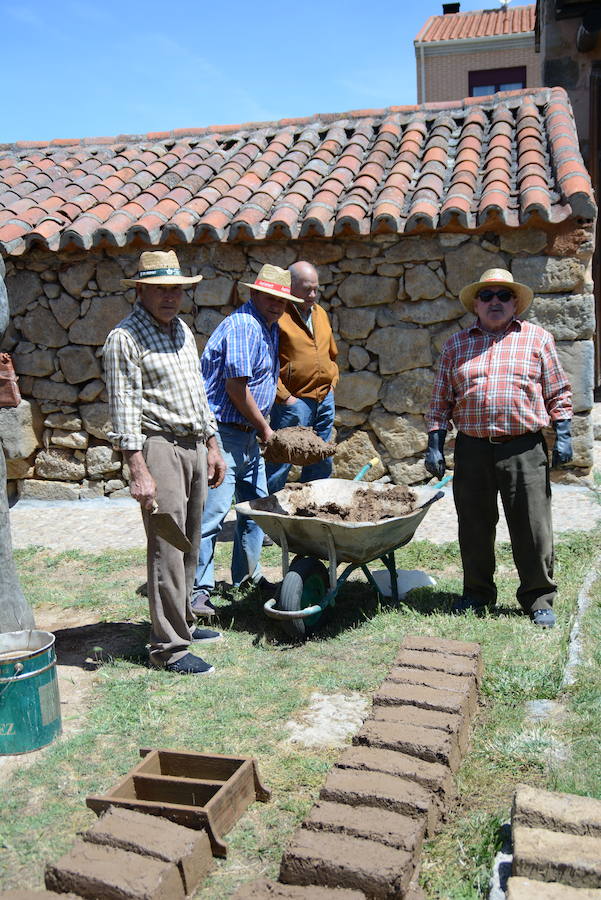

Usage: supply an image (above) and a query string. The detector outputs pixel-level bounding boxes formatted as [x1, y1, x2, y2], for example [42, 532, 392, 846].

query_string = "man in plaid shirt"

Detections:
[104, 250, 226, 675]
[425, 268, 573, 629]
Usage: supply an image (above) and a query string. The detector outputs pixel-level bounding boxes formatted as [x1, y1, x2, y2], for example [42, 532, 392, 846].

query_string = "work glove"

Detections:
[425, 429, 447, 480]
[552, 419, 573, 468]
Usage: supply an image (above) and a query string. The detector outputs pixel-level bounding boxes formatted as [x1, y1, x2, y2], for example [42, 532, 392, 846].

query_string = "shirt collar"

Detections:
[469, 316, 522, 338]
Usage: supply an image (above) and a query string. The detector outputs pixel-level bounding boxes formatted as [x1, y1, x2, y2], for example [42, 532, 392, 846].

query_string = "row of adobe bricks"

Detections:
[1, 632, 483, 900]
[234, 633, 484, 900]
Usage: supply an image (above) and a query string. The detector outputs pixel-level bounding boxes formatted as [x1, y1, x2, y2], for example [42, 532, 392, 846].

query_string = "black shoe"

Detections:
[262, 534, 275, 547]
[190, 589, 216, 618]
[165, 653, 215, 675]
[136, 582, 148, 597]
[531, 608, 556, 628]
[451, 595, 494, 616]
[191, 627, 223, 644]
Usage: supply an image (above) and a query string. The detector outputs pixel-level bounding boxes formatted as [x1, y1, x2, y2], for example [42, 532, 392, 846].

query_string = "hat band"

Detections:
[137, 267, 182, 279]
[254, 279, 290, 294]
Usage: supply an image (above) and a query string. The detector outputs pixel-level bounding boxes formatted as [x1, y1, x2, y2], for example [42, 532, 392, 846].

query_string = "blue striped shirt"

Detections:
[201, 299, 279, 424]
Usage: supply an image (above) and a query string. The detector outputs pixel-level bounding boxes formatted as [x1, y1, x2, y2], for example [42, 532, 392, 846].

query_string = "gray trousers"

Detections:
[453, 431, 555, 613]
[141, 434, 207, 666]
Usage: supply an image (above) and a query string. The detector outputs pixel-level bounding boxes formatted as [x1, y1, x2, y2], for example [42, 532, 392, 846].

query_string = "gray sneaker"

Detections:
[191, 589, 216, 618]
[532, 608, 556, 628]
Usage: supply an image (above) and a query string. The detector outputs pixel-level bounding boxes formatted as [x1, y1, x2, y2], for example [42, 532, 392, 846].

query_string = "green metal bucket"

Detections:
[0, 630, 62, 755]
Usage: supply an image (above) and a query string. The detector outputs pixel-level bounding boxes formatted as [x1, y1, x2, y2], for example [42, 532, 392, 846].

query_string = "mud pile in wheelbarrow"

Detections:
[263, 426, 336, 466]
[265, 482, 418, 523]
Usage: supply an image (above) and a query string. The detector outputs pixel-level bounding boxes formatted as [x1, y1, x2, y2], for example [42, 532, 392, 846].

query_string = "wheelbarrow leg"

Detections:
[383, 551, 399, 604]
[360, 564, 385, 601]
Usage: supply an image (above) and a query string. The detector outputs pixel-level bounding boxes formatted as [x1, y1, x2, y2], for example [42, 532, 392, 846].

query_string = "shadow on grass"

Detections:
[53, 621, 149, 669]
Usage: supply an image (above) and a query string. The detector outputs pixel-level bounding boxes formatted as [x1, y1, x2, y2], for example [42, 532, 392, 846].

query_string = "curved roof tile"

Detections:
[0, 87, 594, 256]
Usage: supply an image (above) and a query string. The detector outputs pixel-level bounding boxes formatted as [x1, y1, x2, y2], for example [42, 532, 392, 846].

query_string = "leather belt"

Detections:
[217, 420, 255, 433]
[461, 432, 528, 445]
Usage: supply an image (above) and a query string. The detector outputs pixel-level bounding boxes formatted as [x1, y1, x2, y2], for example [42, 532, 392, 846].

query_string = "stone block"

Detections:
[380, 370, 435, 415]
[249, 245, 296, 269]
[512, 784, 601, 838]
[232, 880, 367, 899]
[405, 265, 445, 301]
[79, 378, 106, 402]
[49, 293, 81, 329]
[396, 297, 463, 325]
[30, 378, 79, 403]
[81, 479, 105, 499]
[45, 838, 184, 899]
[96, 259, 124, 293]
[86, 445, 121, 477]
[298, 242, 346, 265]
[83, 806, 214, 895]
[44, 412, 82, 431]
[0, 400, 44, 459]
[506, 877, 601, 899]
[556, 340, 594, 413]
[500, 230, 548, 255]
[374, 680, 470, 721]
[18, 478, 80, 500]
[371, 696, 471, 752]
[69, 296, 131, 345]
[445, 244, 505, 297]
[335, 372, 381, 411]
[319, 767, 439, 835]
[512, 257, 586, 293]
[5, 270, 43, 315]
[51, 430, 88, 449]
[58, 260, 96, 297]
[338, 274, 397, 308]
[194, 307, 225, 336]
[527, 294, 594, 340]
[12, 349, 55, 377]
[571, 411, 594, 468]
[338, 258, 376, 274]
[366, 327, 432, 375]
[5, 457, 35, 479]
[304, 800, 425, 854]
[21, 307, 69, 347]
[395, 647, 482, 685]
[334, 409, 368, 428]
[194, 275, 235, 307]
[354, 718, 461, 772]
[384, 237, 443, 262]
[337, 307, 376, 340]
[35, 447, 86, 481]
[348, 346, 370, 370]
[280, 828, 414, 898]
[57, 345, 102, 384]
[80, 402, 112, 441]
[369, 411, 427, 459]
[332, 431, 385, 481]
[512, 824, 601, 888]
[386, 457, 430, 486]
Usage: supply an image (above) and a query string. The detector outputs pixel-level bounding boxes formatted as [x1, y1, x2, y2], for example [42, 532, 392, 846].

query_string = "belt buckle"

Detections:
[489, 436, 503, 444]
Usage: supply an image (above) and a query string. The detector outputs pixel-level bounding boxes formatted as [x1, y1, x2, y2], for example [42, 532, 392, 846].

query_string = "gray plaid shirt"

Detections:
[103, 303, 217, 451]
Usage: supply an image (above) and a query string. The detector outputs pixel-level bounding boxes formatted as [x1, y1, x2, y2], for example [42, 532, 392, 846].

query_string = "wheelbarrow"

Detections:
[236, 479, 444, 639]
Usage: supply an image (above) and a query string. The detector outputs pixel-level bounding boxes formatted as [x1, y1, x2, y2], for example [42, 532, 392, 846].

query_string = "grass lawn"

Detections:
[2, 529, 601, 898]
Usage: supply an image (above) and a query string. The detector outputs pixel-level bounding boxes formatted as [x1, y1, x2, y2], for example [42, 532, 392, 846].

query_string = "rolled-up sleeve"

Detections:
[103, 330, 145, 450]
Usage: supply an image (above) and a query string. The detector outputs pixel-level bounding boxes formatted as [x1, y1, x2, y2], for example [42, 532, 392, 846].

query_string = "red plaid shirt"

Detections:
[426, 318, 572, 437]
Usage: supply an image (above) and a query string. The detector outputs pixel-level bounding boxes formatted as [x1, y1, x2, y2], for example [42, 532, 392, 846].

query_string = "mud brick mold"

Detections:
[512, 824, 601, 888]
[337, 745, 456, 807]
[512, 783, 601, 837]
[86, 748, 270, 857]
[354, 718, 461, 773]
[44, 839, 184, 899]
[320, 766, 438, 835]
[232, 879, 367, 898]
[83, 805, 214, 895]
[303, 800, 425, 855]
[507, 877, 601, 899]
[370, 699, 471, 753]
[280, 829, 415, 899]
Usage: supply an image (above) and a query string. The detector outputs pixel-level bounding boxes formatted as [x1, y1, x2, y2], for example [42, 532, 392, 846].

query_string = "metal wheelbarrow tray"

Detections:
[236, 479, 443, 638]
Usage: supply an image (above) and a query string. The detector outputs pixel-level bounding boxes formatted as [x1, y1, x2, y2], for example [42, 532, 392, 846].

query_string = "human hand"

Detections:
[207, 440, 227, 488]
[552, 420, 572, 468]
[128, 457, 156, 510]
[424, 429, 447, 480]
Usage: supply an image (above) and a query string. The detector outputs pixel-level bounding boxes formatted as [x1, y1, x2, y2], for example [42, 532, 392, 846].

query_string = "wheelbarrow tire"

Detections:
[278, 556, 329, 640]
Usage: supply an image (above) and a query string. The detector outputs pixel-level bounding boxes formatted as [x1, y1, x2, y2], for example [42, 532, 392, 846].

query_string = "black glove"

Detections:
[552, 420, 573, 468]
[425, 429, 447, 480]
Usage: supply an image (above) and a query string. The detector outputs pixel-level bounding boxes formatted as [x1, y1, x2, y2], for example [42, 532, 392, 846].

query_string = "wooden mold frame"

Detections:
[86, 748, 271, 857]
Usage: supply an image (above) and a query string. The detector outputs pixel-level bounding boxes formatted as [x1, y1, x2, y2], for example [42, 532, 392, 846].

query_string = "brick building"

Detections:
[414, 3, 540, 103]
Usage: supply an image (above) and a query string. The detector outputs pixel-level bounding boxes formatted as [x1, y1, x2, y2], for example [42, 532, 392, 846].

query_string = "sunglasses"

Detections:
[476, 288, 515, 303]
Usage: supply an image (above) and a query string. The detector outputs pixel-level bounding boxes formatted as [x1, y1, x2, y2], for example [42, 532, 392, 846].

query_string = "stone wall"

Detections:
[0, 224, 595, 500]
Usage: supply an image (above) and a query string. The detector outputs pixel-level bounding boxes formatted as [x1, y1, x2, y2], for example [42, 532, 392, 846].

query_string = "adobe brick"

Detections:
[83, 806, 214, 895]
[512, 825, 601, 888]
[304, 800, 425, 854]
[395, 648, 481, 685]
[386, 665, 478, 717]
[507, 877, 601, 899]
[401, 635, 483, 680]
[512, 784, 601, 838]
[280, 828, 414, 898]
[354, 719, 461, 773]
[319, 767, 439, 836]
[231, 878, 367, 898]
[374, 680, 470, 720]
[0, 892, 82, 899]
[371, 698, 470, 753]
[45, 839, 184, 900]
[336, 745, 456, 807]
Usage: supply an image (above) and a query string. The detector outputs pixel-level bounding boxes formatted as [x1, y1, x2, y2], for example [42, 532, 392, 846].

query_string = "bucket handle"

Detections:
[0, 662, 24, 699]
[0, 659, 56, 685]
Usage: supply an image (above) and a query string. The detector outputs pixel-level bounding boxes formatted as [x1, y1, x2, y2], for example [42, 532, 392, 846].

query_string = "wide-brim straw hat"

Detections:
[459, 268, 533, 316]
[121, 250, 203, 287]
[242, 264, 301, 302]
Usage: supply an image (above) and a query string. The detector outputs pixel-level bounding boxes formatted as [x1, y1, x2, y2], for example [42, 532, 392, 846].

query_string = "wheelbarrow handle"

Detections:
[263, 598, 323, 620]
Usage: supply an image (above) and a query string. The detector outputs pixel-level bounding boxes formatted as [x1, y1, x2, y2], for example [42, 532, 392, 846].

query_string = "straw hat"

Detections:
[242, 264, 301, 302]
[121, 250, 203, 288]
[459, 268, 533, 316]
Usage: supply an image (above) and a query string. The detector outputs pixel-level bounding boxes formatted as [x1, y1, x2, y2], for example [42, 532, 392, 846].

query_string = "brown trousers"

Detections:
[141, 434, 207, 666]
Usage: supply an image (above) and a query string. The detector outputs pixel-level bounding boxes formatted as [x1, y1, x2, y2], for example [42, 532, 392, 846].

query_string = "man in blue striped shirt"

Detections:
[192, 264, 294, 614]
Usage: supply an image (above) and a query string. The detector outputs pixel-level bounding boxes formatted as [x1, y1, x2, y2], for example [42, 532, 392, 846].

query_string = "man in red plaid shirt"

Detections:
[425, 268, 573, 629]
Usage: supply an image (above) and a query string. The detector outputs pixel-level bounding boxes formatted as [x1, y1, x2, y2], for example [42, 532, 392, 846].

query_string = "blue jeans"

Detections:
[266, 390, 335, 494]
[194, 425, 267, 592]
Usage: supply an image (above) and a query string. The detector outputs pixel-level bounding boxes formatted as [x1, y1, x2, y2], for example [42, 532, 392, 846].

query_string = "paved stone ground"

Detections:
[9, 473, 601, 553]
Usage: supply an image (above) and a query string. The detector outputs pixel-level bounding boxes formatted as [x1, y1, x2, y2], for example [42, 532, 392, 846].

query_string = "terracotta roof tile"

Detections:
[0, 88, 594, 254]
[415, 5, 535, 42]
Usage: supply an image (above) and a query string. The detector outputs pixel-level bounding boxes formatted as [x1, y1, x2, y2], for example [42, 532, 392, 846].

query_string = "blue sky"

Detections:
[2, 0, 534, 143]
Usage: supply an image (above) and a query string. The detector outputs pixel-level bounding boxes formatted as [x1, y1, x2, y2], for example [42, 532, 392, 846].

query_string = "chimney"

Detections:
[442, 3, 460, 12]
